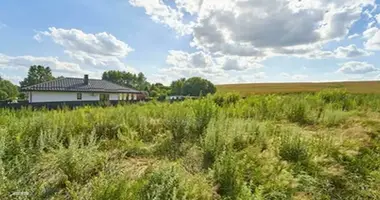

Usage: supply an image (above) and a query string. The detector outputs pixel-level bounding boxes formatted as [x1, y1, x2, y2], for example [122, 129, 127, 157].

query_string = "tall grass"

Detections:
[1, 89, 380, 199]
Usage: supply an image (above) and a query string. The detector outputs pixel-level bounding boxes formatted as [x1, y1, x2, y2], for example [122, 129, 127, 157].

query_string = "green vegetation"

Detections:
[1, 89, 380, 199]
[171, 77, 217, 96]
[20, 65, 55, 88]
[217, 81, 380, 96]
[0, 77, 19, 100]
[102, 71, 216, 99]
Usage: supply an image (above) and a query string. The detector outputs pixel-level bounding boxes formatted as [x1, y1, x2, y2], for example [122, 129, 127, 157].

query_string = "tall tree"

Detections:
[136, 72, 149, 91]
[182, 77, 216, 96]
[102, 70, 150, 91]
[170, 78, 186, 95]
[20, 65, 55, 87]
[0, 78, 19, 100]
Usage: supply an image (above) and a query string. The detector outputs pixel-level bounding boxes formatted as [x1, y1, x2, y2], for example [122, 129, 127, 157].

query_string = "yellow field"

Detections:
[217, 81, 380, 96]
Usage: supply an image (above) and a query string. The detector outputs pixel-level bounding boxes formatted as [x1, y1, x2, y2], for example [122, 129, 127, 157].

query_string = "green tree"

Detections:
[102, 70, 151, 91]
[0, 78, 19, 100]
[0, 90, 8, 100]
[170, 78, 186, 95]
[182, 77, 216, 96]
[136, 72, 150, 91]
[148, 83, 170, 98]
[20, 65, 55, 87]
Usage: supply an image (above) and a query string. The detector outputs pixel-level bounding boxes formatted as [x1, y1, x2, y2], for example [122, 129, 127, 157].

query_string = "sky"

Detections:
[1, 0, 380, 85]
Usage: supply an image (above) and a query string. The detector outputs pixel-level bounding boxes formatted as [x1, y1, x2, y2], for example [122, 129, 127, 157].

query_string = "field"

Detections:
[217, 81, 380, 96]
[1, 89, 380, 199]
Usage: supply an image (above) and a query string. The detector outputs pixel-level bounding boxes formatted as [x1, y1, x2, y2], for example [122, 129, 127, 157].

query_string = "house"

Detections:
[22, 75, 145, 103]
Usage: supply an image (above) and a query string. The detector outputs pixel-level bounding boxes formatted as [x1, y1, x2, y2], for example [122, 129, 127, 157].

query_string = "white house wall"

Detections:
[30, 92, 100, 103]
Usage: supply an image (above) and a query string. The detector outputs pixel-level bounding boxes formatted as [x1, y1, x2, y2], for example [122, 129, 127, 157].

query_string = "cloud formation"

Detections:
[129, 0, 193, 35]
[364, 27, 380, 50]
[34, 27, 136, 72]
[337, 61, 379, 74]
[281, 73, 309, 80]
[334, 45, 372, 58]
[0, 53, 87, 75]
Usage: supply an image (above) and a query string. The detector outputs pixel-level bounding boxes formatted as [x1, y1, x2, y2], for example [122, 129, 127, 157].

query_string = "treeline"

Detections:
[103, 70, 216, 100]
[0, 65, 216, 101]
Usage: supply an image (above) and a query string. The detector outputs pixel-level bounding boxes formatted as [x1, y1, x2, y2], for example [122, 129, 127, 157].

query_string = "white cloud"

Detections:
[128, 0, 377, 76]
[158, 50, 230, 83]
[0, 73, 22, 85]
[348, 33, 360, 39]
[175, 0, 203, 15]
[36, 27, 133, 57]
[367, 20, 376, 28]
[337, 61, 379, 74]
[0, 53, 88, 76]
[34, 27, 137, 72]
[33, 34, 42, 42]
[165, 50, 262, 75]
[190, 0, 374, 57]
[364, 27, 380, 50]
[273, 44, 371, 59]
[281, 73, 309, 80]
[132, 0, 375, 60]
[363, 27, 378, 38]
[292, 74, 309, 80]
[334, 45, 372, 58]
[236, 72, 267, 83]
[147, 74, 171, 85]
[376, 14, 380, 23]
[164, 50, 224, 76]
[221, 56, 263, 71]
[129, 0, 193, 35]
[166, 50, 214, 69]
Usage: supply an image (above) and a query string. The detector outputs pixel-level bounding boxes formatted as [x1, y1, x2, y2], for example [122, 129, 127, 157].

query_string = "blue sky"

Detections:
[1, 0, 380, 85]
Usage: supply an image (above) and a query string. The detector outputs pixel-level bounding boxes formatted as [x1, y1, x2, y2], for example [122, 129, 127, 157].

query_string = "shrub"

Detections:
[285, 99, 309, 125]
[191, 99, 218, 139]
[212, 92, 241, 106]
[212, 152, 244, 199]
[279, 135, 309, 164]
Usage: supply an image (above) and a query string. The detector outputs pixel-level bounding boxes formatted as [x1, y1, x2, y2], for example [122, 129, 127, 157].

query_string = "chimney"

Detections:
[84, 74, 89, 85]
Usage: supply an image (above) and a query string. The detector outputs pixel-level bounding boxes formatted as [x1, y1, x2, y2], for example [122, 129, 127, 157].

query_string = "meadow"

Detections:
[1, 89, 380, 199]
[217, 81, 380, 96]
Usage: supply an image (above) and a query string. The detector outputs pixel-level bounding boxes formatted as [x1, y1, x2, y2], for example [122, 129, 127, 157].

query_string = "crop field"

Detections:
[217, 81, 380, 96]
[1, 89, 380, 199]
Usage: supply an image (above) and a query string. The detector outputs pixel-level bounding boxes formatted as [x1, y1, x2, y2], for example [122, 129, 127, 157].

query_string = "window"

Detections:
[77, 93, 82, 100]
[119, 94, 123, 100]
[133, 94, 137, 100]
[100, 94, 110, 101]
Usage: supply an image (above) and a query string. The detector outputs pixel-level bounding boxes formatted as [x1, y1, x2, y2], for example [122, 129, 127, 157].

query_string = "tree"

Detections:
[0, 78, 19, 100]
[170, 78, 186, 95]
[20, 65, 55, 87]
[182, 77, 216, 96]
[148, 83, 170, 98]
[136, 72, 149, 91]
[102, 70, 151, 91]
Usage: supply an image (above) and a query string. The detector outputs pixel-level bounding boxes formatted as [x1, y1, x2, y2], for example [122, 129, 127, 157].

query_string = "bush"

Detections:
[285, 99, 309, 125]
[212, 92, 241, 106]
[279, 135, 309, 164]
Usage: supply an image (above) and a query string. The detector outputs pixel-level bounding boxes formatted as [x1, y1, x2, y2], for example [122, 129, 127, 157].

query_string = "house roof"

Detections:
[22, 78, 142, 93]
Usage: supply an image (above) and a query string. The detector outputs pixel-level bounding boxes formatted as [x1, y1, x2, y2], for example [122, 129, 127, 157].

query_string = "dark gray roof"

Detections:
[22, 78, 141, 93]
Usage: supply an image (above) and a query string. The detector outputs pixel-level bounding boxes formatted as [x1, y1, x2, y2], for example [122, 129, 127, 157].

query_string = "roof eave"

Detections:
[22, 89, 142, 94]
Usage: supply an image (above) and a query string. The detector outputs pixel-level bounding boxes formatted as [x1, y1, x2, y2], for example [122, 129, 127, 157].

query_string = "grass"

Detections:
[217, 80, 380, 96]
[1, 89, 380, 199]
